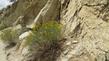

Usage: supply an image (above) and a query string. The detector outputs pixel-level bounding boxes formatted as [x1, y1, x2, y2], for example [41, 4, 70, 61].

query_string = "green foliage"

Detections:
[25, 21, 62, 46]
[0, 21, 7, 30]
[0, 25, 22, 43]
[0, 27, 12, 42]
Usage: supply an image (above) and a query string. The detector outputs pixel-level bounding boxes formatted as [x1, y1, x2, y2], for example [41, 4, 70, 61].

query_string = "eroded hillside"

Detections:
[0, 0, 109, 61]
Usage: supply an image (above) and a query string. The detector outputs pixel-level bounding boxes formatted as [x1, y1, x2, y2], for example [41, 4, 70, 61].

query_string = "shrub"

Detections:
[0, 27, 12, 42]
[0, 21, 7, 31]
[25, 21, 62, 47]
[0, 25, 22, 43]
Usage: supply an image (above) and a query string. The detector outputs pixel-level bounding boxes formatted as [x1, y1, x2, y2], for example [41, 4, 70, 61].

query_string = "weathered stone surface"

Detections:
[58, 0, 109, 61]
[0, 0, 109, 61]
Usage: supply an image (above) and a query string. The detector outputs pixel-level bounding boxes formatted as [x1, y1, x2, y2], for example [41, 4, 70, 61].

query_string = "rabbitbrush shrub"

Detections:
[25, 21, 62, 47]
[0, 25, 22, 43]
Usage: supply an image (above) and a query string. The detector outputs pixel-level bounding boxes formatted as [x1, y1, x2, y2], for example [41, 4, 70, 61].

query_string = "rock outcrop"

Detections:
[59, 0, 109, 61]
[0, 0, 109, 61]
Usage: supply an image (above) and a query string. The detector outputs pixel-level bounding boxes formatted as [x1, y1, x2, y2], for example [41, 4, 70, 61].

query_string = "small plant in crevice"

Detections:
[25, 21, 62, 47]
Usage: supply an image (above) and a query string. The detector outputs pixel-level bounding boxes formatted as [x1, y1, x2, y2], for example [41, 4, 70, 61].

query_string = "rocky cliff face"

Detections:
[0, 0, 109, 61]
[59, 0, 109, 61]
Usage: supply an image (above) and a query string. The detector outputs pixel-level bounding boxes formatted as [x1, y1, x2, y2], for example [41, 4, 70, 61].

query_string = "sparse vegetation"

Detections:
[0, 27, 13, 42]
[0, 25, 22, 43]
[0, 21, 7, 30]
[25, 21, 62, 47]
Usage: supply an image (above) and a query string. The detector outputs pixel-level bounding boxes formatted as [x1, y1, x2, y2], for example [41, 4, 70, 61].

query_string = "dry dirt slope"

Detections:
[0, 0, 109, 61]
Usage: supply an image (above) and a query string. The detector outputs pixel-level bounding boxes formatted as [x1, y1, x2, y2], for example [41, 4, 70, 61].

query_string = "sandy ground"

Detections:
[0, 42, 7, 61]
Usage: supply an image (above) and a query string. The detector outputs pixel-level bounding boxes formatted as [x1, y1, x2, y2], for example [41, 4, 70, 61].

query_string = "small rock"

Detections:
[72, 41, 78, 44]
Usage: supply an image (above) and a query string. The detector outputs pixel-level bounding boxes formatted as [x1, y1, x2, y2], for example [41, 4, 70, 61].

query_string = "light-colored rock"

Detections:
[19, 31, 32, 40]
[58, 0, 109, 61]
[1, 0, 109, 61]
